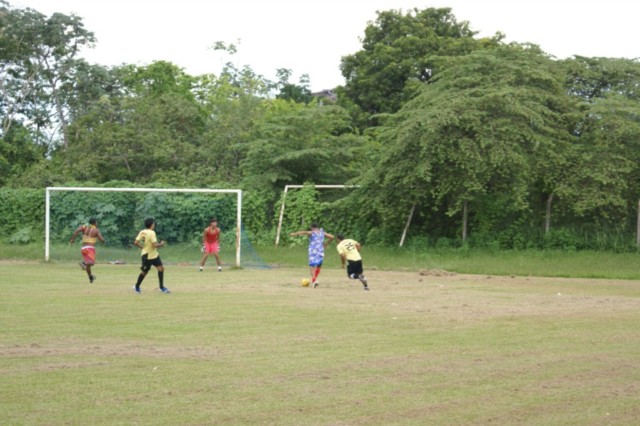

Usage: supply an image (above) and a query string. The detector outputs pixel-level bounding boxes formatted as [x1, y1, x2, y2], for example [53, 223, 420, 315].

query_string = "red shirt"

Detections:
[204, 226, 220, 243]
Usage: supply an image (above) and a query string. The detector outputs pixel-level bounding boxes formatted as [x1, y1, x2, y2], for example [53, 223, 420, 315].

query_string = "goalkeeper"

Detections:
[199, 217, 222, 272]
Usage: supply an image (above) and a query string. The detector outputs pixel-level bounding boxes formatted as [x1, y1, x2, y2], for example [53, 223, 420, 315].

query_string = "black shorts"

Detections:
[141, 254, 162, 272]
[346, 260, 363, 277]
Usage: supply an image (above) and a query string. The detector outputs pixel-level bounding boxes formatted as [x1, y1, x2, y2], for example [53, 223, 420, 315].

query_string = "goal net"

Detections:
[45, 187, 267, 269]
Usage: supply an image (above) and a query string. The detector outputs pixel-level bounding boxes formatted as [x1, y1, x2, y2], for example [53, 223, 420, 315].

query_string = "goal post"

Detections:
[45, 187, 242, 266]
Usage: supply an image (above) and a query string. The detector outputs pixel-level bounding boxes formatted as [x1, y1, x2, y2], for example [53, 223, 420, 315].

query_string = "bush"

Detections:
[8, 227, 34, 244]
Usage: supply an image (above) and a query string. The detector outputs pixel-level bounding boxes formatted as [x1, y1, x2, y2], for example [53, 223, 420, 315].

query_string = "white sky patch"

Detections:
[14, 0, 640, 91]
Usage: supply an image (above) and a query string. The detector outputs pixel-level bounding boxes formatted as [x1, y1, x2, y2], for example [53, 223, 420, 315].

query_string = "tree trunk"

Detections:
[462, 200, 468, 242]
[637, 200, 640, 247]
[399, 203, 416, 247]
[545, 193, 554, 233]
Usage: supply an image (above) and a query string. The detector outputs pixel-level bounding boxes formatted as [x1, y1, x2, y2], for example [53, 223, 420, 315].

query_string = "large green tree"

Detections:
[59, 61, 206, 184]
[241, 99, 366, 192]
[358, 44, 577, 243]
[339, 7, 502, 126]
[557, 57, 640, 226]
[0, 2, 95, 149]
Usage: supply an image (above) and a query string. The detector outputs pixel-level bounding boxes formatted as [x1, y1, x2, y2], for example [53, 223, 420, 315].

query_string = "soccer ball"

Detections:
[301, 278, 310, 287]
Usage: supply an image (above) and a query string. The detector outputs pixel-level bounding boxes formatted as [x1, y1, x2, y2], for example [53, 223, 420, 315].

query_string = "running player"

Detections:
[70, 218, 105, 284]
[336, 234, 369, 290]
[132, 217, 169, 294]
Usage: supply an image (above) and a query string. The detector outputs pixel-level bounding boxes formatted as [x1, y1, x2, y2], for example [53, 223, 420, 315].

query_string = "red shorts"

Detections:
[81, 246, 96, 265]
[204, 241, 219, 254]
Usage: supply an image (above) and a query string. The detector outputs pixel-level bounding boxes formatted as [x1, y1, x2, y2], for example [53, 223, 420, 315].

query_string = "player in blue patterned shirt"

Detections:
[290, 223, 334, 288]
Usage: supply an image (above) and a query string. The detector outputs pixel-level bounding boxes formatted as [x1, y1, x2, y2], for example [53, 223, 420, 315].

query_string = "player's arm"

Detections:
[289, 230, 310, 237]
[324, 232, 335, 247]
[202, 229, 207, 245]
[69, 226, 84, 244]
[96, 229, 106, 244]
[337, 245, 346, 268]
[152, 240, 165, 248]
[355, 242, 362, 252]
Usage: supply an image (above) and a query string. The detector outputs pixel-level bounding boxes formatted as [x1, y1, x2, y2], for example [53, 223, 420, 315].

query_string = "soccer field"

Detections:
[1, 262, 639, 425]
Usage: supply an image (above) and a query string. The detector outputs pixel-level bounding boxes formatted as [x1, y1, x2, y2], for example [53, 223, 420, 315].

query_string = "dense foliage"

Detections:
[2, 2, 640, 251]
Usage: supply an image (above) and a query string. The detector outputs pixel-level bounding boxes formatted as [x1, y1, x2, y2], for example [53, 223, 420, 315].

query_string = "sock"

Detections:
[158, 271, 164, 287]
[312, 268, 320, 282]
[135, 273, 145, 287]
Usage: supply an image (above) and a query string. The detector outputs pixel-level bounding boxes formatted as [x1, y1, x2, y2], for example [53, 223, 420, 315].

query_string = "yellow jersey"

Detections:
[136, 229, 159, 259]
[337, 239, 361, 261]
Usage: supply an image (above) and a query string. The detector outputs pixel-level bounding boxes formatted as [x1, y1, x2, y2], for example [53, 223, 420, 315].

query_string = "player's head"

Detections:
[336, 234, 344, 241]
[88, 218, 97, 226]
[210, 217, 217, 225]
[144, 217, 155, 229]
[310, 223, 318, 230]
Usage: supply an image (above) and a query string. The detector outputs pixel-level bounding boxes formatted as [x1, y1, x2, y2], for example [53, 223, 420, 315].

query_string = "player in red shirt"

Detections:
[199, 217, 222, 271]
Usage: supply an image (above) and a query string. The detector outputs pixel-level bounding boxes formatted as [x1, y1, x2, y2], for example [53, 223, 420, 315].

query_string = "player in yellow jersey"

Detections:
[336, 234, 369, 290]
[132, 217, 169, 294]
[70, 218, 105, 284]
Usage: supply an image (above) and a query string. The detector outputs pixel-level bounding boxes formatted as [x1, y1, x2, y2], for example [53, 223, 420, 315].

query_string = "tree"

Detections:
[339, 7, 502, 125]
[555, 57, 640, 227]
[359, 44, 577, 243]
[241, 99, 366, 192]
[0, 3, 95, 149]
[275, 68, 313, 104]
[60, 62, 206, 184]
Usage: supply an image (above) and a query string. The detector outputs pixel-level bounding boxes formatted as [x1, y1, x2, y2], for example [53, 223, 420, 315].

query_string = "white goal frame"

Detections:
[274, 184, 358, 246]
[45, 187, 242, 266]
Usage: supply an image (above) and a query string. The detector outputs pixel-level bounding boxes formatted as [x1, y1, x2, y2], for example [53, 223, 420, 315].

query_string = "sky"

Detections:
[13, 0, 640, 92]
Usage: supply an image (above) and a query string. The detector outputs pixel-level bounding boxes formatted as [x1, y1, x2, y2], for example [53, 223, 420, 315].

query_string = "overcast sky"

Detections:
[14, 0, 640, 92]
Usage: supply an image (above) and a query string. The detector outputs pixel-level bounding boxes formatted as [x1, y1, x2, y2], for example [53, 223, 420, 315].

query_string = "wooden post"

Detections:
[637, 200, 640, 247]
[399, 203, 416, 247]
[545, 193, 553, 233]
[462, 200, 468, 242]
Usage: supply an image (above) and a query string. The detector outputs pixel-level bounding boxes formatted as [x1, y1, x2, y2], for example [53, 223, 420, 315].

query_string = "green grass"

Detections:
[1, 260, 639, 425]
[4, 242, 640, 279]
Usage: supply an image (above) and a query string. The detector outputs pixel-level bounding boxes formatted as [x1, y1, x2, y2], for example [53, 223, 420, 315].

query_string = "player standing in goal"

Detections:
[132, 217, 169, 294]
[336, 234, 369, 290]
[199, 217, 222, 272]
[70, 218, 105, 284]
[290, 223, 334, 288]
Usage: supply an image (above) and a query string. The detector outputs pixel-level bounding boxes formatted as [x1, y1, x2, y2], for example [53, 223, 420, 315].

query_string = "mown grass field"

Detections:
[1, 244, 640, 425]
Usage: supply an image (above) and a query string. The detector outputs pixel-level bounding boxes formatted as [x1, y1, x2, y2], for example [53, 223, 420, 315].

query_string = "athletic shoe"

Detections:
[79, 261, 86, 271]
[89, 275, 96, 283]
[199, 267, 203, 272]
[159, 287, 171, 294]
[218, 266, 222, 272]
[312, 281, 319, 288]
[363, 286, 370, 291]
[132, 285, 141, 294]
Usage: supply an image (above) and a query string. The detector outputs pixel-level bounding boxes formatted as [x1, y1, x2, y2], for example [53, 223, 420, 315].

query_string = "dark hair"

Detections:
[310, 223, 318, 229]
[144, 217, 155, 229]
[336, 234, 344, 241]
[210, 217, 217, 223]
[88, 218, 97, 225]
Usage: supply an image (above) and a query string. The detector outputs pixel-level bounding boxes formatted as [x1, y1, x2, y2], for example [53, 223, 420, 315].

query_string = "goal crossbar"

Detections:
[45, 187, 242, 266]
